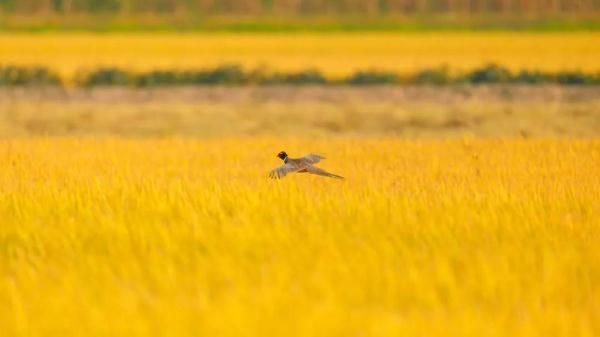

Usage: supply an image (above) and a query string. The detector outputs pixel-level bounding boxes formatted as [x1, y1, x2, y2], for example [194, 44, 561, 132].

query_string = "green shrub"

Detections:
[260, 69, 327, 85]
[413, 67, 451, 85]
[2, 64, 600, 87]
[463, 64, 512, 84]
[347, 70, 399, 85]
[0, 66, 61, 86]
[556, 71, 597, 85]
[134, 70, 181, 87]
[512, 70, 553, 84]
[189, 65, 247, 85]
[77, 68, 131, 86]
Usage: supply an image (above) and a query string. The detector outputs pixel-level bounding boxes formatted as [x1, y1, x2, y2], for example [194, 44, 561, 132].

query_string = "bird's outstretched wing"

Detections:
[306, 165, 344, 179]
[269, 163, 302, 179]
[302, 154, 326, 164]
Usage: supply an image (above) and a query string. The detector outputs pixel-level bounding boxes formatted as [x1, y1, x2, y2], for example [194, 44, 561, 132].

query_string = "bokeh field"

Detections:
[1, 32, 599, 80]
[1, 138, 599, 336]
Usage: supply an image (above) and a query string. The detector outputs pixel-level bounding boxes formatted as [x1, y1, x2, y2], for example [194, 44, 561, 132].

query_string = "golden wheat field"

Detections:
[0, 138, 599, 336]
[1, 32, 599, 80]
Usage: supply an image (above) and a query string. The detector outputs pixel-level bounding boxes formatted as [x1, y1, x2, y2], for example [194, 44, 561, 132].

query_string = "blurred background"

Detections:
[0, 0, 598, 30]
[0, 0, 598, 138]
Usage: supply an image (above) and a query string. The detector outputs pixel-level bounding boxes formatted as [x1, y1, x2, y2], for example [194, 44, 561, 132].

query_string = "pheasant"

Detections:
[269, 151, 344, 179]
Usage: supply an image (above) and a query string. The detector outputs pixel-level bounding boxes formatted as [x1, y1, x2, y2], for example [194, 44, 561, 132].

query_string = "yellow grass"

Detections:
[1, 138, 599, 336]
[1, 86, 599, 138]
[1, 32, 599, 80]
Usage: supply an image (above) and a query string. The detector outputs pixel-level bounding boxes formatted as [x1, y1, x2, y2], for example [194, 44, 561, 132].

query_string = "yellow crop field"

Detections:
[1, 138, 599, 337]
[1, 32, 599, 80]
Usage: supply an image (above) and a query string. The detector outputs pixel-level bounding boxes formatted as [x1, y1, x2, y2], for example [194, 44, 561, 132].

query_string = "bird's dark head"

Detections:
[277, 151, 288, 160]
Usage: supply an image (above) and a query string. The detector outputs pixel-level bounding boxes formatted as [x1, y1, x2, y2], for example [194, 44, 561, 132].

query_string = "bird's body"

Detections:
[269, 151, 344, 179]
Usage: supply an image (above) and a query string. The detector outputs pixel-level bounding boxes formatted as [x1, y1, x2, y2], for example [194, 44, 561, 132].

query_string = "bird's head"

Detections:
[277, 151, 288, 160]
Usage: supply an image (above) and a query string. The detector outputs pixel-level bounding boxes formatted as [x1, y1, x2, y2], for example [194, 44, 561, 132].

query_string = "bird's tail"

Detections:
[328, 173, 345, 179]
[307, 166, 345, 179]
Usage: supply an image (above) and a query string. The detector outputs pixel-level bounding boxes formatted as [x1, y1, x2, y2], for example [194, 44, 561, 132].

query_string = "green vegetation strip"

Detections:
[1, 65, 599, 87]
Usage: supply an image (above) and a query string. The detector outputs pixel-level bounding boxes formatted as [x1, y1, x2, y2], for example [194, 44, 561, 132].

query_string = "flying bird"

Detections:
[269, 151, 344, 180]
